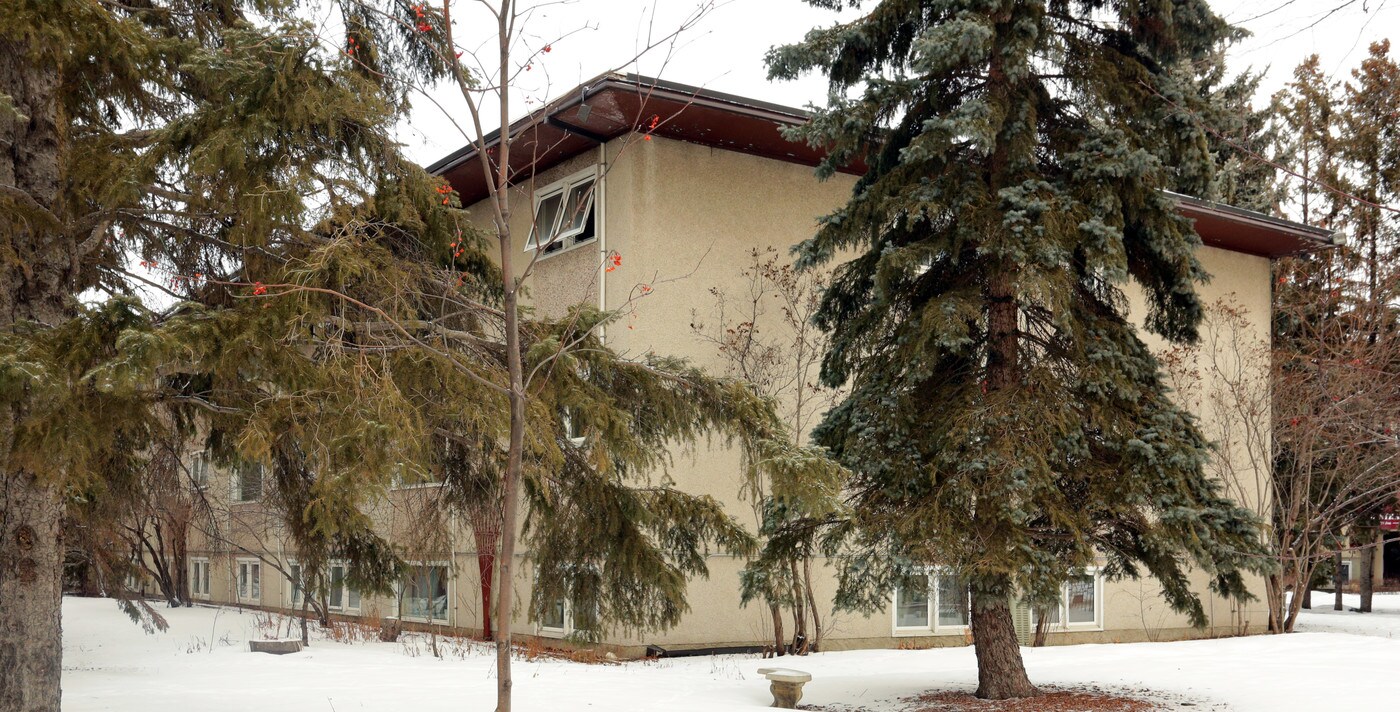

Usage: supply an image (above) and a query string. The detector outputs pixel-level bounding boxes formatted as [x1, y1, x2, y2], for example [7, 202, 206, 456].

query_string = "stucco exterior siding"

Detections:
[176, 132, 1280, 655]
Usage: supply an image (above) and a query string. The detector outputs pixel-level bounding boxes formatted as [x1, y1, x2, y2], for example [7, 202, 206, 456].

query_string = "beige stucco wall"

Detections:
[184, 133, 1278, 654]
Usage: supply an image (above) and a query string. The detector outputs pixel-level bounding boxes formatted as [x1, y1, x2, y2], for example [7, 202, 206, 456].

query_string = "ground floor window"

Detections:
[893, 572, 970, 633]
[1033, 571, 1102, 629]
[189, 558, 210, 599]
[540, 597, 567, 632]
[328, 562, 360, 611]
[236, 559, 261, 602]
[402, 564, 449, 623]
[288, 561, 360, 611]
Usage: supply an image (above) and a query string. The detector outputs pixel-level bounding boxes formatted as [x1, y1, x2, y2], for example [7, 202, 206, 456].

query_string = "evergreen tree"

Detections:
[2, 5, 835, 711]
[770, 0, 1268, 698]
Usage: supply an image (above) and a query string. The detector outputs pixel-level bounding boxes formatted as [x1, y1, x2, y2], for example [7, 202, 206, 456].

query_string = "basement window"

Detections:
[527, 169, 597, 256]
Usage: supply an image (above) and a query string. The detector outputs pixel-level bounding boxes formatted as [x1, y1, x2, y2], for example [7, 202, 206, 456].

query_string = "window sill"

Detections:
[527, 236, 598, 263]
[392, 482, 445, 491]
[537, 627, 568, 639]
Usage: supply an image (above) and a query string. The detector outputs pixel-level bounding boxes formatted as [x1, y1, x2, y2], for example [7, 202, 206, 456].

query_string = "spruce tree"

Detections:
[771, 1, 1267, 698]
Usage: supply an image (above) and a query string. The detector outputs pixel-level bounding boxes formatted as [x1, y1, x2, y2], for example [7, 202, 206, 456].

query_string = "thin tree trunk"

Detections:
[1032, 607, 1050, 647]
[770, 603, 785, 657]
[802, 556, 822, 653]
[1334, 550, 1344, 611]
[789, 559, 807, 654]
[1358, 528, 1374, 613]
[1301, 585, 1312, 610]
[300, 595, 310, 645]
[970, 585, 1038, 700]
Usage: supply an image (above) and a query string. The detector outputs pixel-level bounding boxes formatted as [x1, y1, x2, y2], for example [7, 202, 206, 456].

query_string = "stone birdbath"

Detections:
[757, 667, 812, 709]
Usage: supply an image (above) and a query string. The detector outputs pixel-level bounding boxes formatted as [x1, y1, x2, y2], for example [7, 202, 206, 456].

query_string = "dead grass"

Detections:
[901, 688, 1166, 711]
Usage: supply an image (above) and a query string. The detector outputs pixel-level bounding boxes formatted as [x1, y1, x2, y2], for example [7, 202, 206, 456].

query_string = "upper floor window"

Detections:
[527, 169, 596, 255]
[232, 462, 264, 502]
[189, 451, 211, 488]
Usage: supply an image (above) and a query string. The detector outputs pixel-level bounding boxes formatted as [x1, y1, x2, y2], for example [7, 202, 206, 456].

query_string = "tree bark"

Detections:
[1333, 550, 1344, 611]
[789, 559, 808, 654]
[770, 603, 785, 656]
[1358, 528, 1374, 613]
[0, 34, 68, 712]
[970, 587, 1038, 700]
[802, 556, 822, 653]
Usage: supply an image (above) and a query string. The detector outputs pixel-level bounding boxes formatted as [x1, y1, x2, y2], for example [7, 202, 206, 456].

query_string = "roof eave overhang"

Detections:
[431, 76, 1335, 259]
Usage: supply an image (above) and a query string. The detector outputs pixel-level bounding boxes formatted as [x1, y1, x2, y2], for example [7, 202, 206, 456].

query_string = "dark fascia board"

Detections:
[423, 72, 812, 177]
[426, 76, 1335, 256]
[1167, 191, 1340, 252]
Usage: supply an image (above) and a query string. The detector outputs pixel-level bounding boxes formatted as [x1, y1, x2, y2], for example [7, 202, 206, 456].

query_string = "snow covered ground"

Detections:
[63, 594, 1400, 711]
[1294, 590, 1400, 638]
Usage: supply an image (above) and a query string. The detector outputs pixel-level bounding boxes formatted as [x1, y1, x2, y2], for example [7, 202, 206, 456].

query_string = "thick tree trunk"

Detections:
[970, 589, 1038, 700]
[1, 34, 69, 712]
[0, 472, 65, 712]
[1301, 586, 1312, 610]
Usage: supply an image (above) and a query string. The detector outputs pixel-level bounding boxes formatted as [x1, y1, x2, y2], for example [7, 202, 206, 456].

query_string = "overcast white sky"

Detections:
[398, 0, 1399, 167]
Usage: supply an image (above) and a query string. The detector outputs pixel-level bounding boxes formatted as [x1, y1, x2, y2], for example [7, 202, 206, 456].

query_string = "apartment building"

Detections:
[183, 74, 1334, 655]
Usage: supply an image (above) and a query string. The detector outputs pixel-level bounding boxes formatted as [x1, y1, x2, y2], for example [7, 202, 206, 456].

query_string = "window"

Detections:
[402, 564, 449, 623]
[1338, 561, 1353, 582]
[289, 562, 304, 606]
[894, 579, 930, 628]
[562, 408, 586, 445]
[1033, 571, 1102, 630]
[237, 559, 261, 602]
[935, 574, 971, 627]
[189, 452, 211, 488]
[892, 571, 970, 633]
[540, 597, 567, 632]
[189, 558, 210, 599]
[231, 462, 263, 502]
[393, 463, 443, 489]
[289, 561, 360, 610]
[527, 170, 597, 255]
[329, 562, 361, 611]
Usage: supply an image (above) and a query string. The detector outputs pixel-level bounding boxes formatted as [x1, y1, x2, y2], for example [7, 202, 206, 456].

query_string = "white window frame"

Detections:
[288, 560, 305, 607]
[561, 408, 586, 446]
[236, 558, 262, 604]
[189, 451, 211, 489]
[537, 596, 571, 637]
[189, 557, 211, 600]
[1338, 560, 1353, 582]
[392, 463, 444, 490]
[890, 569, 971, 636]
[230, 462, 264, 503]
[287, 559, 361, 612]
[1031, 568, 1104, 632]
[398, 561, 451, 624]
[525, 168, 598, 257]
